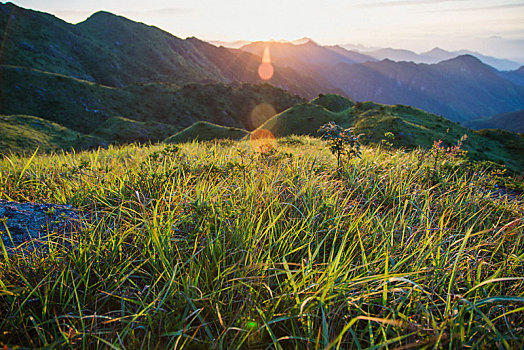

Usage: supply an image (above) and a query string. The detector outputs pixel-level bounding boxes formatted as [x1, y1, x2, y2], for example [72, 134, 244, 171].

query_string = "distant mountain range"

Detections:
[342, 45, 523, 71]
[238, 41, 524, 122]
[1, 2, 524, 138]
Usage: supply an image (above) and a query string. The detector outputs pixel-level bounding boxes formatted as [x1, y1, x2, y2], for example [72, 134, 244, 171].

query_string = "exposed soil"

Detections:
[0, 199, 82, 254]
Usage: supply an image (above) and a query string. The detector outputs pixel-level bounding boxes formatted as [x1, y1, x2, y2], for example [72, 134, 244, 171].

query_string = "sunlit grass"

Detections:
[0, 137, 523, 348]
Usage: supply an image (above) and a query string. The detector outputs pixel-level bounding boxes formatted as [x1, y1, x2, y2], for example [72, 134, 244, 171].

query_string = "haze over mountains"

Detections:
[339, 44, 523, 71]
[1, 1, 524, 157]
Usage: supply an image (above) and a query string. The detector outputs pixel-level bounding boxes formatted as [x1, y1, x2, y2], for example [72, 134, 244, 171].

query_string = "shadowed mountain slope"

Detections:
[0, 65, 304, 133]
[0, 115, 102, 155]
[317, 55, 524, 121]
[465, 109, 524, 134]
[0, 3, 326, 98]
[500, 66, 524, 87]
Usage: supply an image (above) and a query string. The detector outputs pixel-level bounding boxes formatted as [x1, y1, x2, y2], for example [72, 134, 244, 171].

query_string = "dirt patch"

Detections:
[0, 199, 82, 254]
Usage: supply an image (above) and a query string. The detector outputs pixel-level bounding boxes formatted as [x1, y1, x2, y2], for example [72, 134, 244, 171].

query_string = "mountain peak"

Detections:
[451, 54, 483, 63]
[292, 37, 314, 45]
[426, 47, 448, 54]
[81, 10, 131, 25]
[437, 54, 493, 73]
[86, 11, 118, 19]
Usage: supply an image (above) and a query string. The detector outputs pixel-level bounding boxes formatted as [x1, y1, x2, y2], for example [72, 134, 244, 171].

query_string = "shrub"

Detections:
[318, 121, 361, 167]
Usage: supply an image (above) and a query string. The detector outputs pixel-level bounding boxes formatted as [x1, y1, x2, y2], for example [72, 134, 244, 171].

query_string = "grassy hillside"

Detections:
[0, 115, 102, 155]
[0, 65, 304, 134]
[258, 94, 524, 173]
[464, 109, 524, 134]
[90, 117, 180, 144]
[0, 139, 522, 348]
[165, 121, 248, 143]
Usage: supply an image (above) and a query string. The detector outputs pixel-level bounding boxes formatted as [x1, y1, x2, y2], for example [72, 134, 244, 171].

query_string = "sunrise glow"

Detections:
[14, 0, 524, 57]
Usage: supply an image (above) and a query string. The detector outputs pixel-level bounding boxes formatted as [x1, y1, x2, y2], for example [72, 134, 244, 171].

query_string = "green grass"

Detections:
[1, 65, 304, 135]
[0, 114, 102, 155]
[0, 137, 523, 348]
[164, 121, 249, 143]
[91, 116, 180, 144]
[258, 95, 524, 173]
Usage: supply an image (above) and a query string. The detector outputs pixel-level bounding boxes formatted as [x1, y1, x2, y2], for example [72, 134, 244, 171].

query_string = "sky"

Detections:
[10, 0, 524, 59]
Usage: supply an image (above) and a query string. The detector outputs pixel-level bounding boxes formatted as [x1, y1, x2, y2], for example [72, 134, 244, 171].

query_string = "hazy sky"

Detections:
[11, 0, 524, 59]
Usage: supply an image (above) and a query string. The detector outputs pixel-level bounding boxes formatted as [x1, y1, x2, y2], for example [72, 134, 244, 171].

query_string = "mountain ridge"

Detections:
[2, 3, 524, 125]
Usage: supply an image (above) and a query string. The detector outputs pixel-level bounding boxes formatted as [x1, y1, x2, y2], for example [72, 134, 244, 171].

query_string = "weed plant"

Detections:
[0, 137, 523, 349]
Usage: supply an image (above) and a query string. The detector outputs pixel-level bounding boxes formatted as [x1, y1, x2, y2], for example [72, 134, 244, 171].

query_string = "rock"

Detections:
[0, 199, 83, 255]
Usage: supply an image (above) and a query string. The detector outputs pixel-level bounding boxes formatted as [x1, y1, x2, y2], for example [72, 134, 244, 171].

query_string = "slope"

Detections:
[464, 109, 524, 134]
[257, 94, 524, 172]
[0, 3, 328, 98]
[0, 115, 102, 155]
[164, 121, 249, 143]
[499, 66, 524, 87]
[318, 55, 524, 121]
[0, 65, 305, 134]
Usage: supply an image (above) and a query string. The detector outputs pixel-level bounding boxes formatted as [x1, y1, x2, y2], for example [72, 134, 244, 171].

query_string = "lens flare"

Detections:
[250, 129, 276, 153]
[258, 46, 274, 81]
[250, 103, 277, 129]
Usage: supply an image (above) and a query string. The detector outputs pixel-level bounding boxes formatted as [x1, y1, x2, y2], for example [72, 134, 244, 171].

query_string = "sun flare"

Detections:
[258, 46, 274, 80]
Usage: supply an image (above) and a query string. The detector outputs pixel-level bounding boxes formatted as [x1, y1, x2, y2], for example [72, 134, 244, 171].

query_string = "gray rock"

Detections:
[0, 200, 83, 255]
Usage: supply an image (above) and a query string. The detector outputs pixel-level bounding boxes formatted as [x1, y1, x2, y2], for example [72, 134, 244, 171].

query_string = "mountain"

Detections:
[240, 39, 373, 67]
[239, 40, 524, 121]
[464, 109, 524, 134]
[499, 66, 524, 87]
[0, 65, 304, 134]
[3, 3, 524, 126]
[316, 55, 524, 121]
[454, 50, 522, 72]
[360, 47, 421, 62]
[257, 94, 524, 173]
[355, 46, 522, 71]
[0, 4, 223, 86]
[0, 2, 324, 98]
[209, 40, 251, 49]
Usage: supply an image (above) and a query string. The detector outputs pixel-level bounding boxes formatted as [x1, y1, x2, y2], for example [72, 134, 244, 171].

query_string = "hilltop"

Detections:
[164, 121, 248, 144]
[258, 94, 524, 173]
